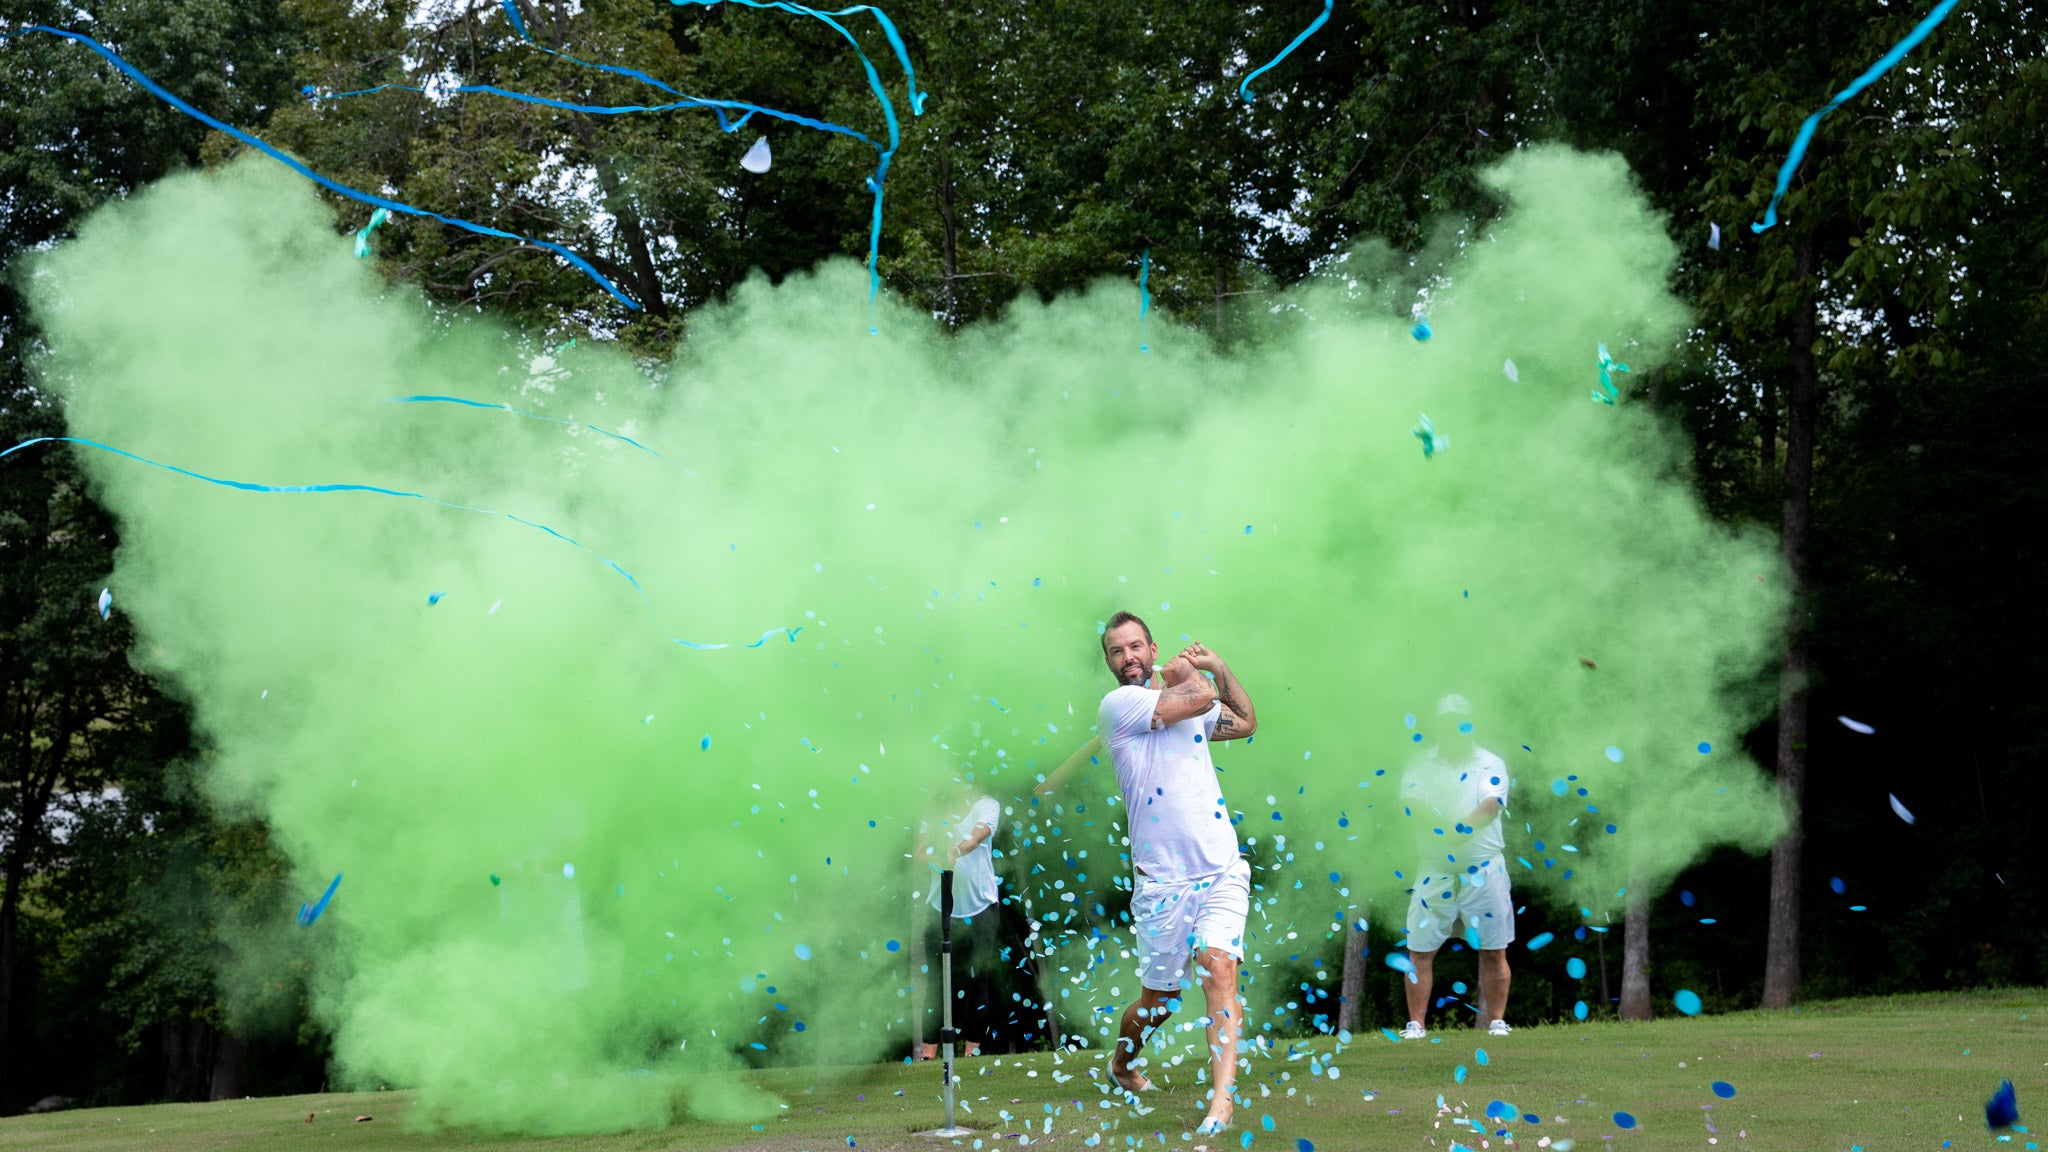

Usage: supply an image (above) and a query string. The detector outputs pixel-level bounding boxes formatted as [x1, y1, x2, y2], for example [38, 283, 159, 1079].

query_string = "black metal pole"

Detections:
[937, 869, 965, 1134]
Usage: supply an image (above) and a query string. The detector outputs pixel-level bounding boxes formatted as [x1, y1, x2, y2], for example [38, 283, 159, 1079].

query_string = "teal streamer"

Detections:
[1593, 343, 1630, 405]
[670, 1, 928, 306]
[306, 82, 864, 144]
[382, 394, 699, 477]
[1138, 248, 1152, 353]
[1751, 0, 1962, 233]
[0, 26, 642, 310]
[354, 207, 388, 258]
[298, 873, 342, 926]
[1239, 0, 1334, 102]
[1, 436, 785, 652]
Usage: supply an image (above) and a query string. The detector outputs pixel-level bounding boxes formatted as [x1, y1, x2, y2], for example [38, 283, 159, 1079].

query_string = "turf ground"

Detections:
[5, 989, 2041, 1151]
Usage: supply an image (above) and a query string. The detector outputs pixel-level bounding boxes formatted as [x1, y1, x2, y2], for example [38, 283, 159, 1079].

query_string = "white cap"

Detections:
[1436, 694, 1472, 717]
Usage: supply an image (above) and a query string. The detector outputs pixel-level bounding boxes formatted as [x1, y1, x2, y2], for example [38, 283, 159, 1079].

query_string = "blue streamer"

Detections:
[298, 873, 342, 926]
[382, 394, 699, 477]
[1138, 248, 1152, 353]
[1751, 0, 1962, 233]
[670, 1, 927, 306]
[0, 25, 640, 309]
[2, 436, 787, 651]
[1239, 0, 1334, 102]
[307, 82, 870, 151]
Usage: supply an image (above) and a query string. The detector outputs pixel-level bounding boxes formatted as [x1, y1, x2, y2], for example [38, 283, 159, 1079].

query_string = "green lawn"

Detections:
[7, 990, 2043, 1151]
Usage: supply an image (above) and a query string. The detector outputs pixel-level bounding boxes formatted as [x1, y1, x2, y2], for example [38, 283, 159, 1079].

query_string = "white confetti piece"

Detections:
[741, 136, 772, 174]
[1502, 358, 1519, 382]
[1888, 793, 1916, 824]
[1838, 715, 1874, 734]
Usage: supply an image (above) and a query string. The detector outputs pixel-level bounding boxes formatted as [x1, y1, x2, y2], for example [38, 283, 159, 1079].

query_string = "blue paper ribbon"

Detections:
[2, 436, 787, 651]
[0, 25, 643, 310]
[298, 873, 342, 926]
[1751, 0, 1962, 233]
[381, 395, 699, 477]
[1239, 0, 1334, 102]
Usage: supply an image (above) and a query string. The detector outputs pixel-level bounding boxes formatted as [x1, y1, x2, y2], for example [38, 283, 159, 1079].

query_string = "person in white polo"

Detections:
[918, 784, 1004, 1060]
[1398, 694, 1515, 1038]
[1095, 610, 1257, 1137]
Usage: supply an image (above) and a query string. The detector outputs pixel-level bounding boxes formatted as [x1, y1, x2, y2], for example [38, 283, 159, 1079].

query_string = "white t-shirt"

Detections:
[1401, 746, 1511, 863]
[1098, 684, 1239, 883]
[925, 795, 1003, 918]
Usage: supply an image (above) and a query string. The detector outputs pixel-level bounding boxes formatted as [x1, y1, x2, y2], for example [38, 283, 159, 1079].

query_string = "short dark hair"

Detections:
[1102, 610, 1152, 651]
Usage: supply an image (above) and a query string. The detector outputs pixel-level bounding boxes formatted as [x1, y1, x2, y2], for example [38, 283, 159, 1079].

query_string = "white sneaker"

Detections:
[1399, 1021, 1426, 1040]
[1488, 1019, 1512, 1036]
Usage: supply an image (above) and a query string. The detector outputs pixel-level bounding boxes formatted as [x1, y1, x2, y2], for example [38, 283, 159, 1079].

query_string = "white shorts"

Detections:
[1131, 857, 1252, 992]
[1405, 856, 1515, 953]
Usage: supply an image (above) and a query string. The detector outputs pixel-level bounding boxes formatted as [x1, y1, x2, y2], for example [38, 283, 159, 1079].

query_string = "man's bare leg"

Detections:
[1479, 948, 1511, 1024]
[1110, 988, 1174, 1092]
[1403, 946, 1439, 1028]
[1196, 947, 1240, 1131]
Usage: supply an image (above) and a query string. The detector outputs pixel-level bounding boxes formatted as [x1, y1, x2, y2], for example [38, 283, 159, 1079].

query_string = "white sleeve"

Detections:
[1200, 700, 1222, 738]
[1476, 755, 1510, 806]
[971, 797, 1001, 833]
[1098, 685, 1159, 743]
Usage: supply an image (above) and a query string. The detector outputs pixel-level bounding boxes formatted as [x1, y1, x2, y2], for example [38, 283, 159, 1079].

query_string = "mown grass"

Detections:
[6, 988, 2043, 1151]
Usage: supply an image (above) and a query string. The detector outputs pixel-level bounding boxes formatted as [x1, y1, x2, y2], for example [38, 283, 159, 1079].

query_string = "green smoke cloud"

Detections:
[24, 145, 1784, 1132]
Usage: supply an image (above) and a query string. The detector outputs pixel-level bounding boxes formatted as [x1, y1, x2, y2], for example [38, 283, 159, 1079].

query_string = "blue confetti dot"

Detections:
[885, 940, 900, 952]
[1711, 1080, 1736, 1099]
[1475, 1047, 1489, 1065]
[793, 1021, 806, 1031]
[1551, 779, 1569, 796]
[1605, 746, 1624, 762]
[1296, 1141, 1314, 1152]
[1412, 318, 1433, 341]
[1458, 721, 1474, 733]
[1566, 957, 1587, 979]
[794, 944, 813, 960]
[1245, 525, 1253, 535]
[1574, 1000, 1589, 1020]
[701, 735, 712, 751]
[1605, 823, 1618, 834]
[1613, 1112, 1637, 1130]
[1830, 877, 1846, 894]
[1261, 1114, 1275, 1131]
[1679, 889, 1696, 907]
[1525, 932, 1554, 951]
[1412, 733, 1424, 743]
[1674, 989, 1703, 1016]
[1697, 741, 1712, 754]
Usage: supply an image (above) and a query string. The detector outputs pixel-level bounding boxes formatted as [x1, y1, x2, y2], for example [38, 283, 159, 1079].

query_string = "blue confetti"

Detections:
[1711, 1081, 1736, 1099]
[96, 587, 112, 619]
[1674, 989, 1703, 1016]
[427, 591, 446, 605]
[353, 206, 389, 258]
[1986, 1077, 2019, 1130]
[0, 26, 645, 309]
[1525, 932, 1554, 951]
[1455, 1064, 1468, 1083]
[1239, 0, 1333, 100]
[1475, 1047, 1488, 1065]
[297, 873, 343, 926]
[1751, 0, 1964, 233]
[1411, 317, 1433, 341]
[795, 944, 813, 960]
[1566, 957, 1587, 979]
[1613, 1112, 1637, 1130]
[1697, 741, 1712, 754]
[885, 939, 900, 952]
[1679, 889, 1696, 907]
[1830, 876, 1846, 894]
[1573, 1000, 1589, 1020]
[701, 735, 713, 750]
[1605, 745, 1624, 763]
[1593, 343, 1630, 404]
[1411, 413, 1446, 459]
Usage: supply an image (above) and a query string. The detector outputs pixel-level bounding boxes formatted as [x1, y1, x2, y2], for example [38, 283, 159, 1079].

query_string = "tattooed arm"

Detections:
[1151, 655, 1219, 728]
[1181, 643, 1257, 740]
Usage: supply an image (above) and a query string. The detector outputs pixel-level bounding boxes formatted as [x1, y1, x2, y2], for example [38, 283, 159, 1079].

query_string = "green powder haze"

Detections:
[23, 146, 1785, 1133]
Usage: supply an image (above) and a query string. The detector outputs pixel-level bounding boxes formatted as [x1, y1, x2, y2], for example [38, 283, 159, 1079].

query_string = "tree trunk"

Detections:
[1762, 232, 1819, 1010]
[1337, 920, 1366, 1033]
[1597, 931, 1610, 1014]
[209, 1029, 248, 1101]
[162, 1018, 213, 1102]
[1619, 895, 1652, 1020]
[0, 853, 21, 1065]
[937, 151, 960, 326]
[591, 157, 671, 320]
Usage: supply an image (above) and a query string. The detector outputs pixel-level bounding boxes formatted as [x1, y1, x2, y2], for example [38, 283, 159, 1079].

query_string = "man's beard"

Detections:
[1116, 662, 1149, 686]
